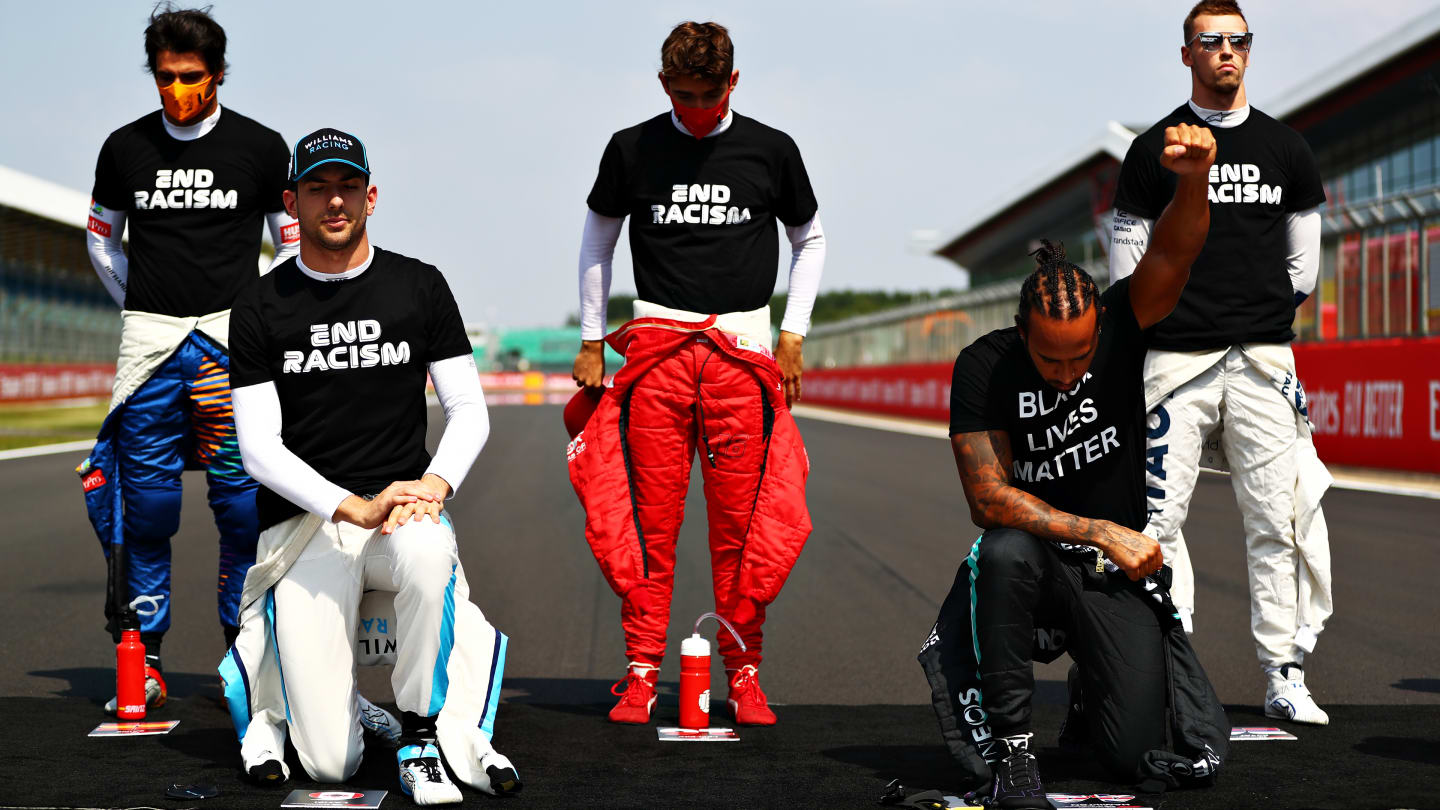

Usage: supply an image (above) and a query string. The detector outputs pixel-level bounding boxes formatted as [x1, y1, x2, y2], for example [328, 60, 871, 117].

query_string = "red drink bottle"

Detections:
[678, 612, 748, 731]
[116, 608, 146, 720]
[679, 633, 711, 730]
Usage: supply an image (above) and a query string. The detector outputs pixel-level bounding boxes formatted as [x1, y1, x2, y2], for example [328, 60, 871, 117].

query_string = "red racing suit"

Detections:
[567, 316, 812, 669]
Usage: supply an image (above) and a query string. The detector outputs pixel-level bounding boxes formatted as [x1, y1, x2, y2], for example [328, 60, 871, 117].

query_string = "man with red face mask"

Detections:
[79, 3, 298, 714]
[569, 20, 826, 726]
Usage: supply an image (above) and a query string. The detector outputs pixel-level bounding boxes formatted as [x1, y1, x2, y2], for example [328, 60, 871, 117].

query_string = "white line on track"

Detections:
[9, 402, 1433, 500]
[0, 439, 94, 462]
[791, 404, 1440, 501]
[791, 404, 949, 439]
[0, 395, 464, 462]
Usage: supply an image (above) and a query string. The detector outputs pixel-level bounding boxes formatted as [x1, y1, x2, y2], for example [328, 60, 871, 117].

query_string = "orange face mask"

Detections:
[158, 76, 215, 123]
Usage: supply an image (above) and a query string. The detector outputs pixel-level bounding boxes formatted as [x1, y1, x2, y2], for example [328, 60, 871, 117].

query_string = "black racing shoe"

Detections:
[990, 734, 1050, 809]
[486, 761, 522, 796]
[1058, 662, 1087, 755]
[247, 759, 285, 787]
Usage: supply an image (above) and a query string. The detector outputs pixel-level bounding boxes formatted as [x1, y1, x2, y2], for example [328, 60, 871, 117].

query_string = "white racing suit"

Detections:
[1142, 343, 1333, 670]
[218, 510, 509, 789]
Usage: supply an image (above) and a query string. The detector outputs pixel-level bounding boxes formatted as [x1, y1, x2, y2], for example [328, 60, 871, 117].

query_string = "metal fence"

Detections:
[805, 258, 1110, 370]
[0, 205, 121, 364]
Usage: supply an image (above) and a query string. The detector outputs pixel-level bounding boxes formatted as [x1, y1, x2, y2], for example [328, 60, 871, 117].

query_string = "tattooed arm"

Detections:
[952, 429, 1163, 581]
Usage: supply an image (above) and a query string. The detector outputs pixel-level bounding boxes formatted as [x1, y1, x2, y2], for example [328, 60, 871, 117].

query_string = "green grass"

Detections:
[0, 401, 108, 451]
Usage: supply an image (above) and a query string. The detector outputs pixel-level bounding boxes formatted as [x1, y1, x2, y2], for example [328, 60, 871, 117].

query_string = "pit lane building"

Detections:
[805, 10, 1440, 473]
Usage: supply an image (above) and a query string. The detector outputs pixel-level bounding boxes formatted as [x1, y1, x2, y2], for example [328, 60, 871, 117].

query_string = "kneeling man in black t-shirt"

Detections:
[919, 124, 1230, 808]
[227, 129, 519, 804]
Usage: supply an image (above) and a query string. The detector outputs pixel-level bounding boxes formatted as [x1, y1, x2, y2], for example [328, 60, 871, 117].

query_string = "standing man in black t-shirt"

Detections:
[1109, 0, 1332, 726]
[920, 125, 1229, 807]
[79, 5, 299, 715]
[227, 129, 519, 802]
[571, 21, 826, 726]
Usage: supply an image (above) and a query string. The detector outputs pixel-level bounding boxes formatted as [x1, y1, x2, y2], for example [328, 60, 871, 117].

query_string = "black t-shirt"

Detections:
[948, 279, 1149, 530]
[91, 108, 290, 317]
[1111, 104, 1325, 350]
[586, 112, 819, 314]
[229, 247, 473, 529]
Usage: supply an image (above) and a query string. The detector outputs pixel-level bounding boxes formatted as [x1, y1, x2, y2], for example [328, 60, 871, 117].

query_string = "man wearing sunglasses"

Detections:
[1109, 0, 1332, 726]
[81, 3, 298, 715]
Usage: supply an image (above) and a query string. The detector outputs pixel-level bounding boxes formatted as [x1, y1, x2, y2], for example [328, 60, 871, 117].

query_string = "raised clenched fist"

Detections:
[1159, 123, 1217, 177]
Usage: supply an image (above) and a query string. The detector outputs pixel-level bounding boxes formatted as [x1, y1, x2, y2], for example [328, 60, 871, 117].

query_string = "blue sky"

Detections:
[2, 0, 1435, 328]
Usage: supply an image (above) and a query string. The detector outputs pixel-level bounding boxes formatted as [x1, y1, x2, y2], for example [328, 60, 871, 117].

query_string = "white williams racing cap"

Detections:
[290, 127, 370, 182]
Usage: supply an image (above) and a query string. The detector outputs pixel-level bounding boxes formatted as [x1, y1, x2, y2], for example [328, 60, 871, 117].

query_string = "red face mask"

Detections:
[667, 79, 733, 139]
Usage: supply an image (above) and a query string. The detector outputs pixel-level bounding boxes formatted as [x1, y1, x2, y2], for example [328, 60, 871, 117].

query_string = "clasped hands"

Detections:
[331, 473, 452, 534]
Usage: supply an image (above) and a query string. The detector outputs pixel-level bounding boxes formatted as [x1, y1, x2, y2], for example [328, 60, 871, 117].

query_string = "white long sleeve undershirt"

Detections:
[265, 211, 301, 273]
[779, 215, 826, 336]
[1283, 208, 1322, 304]
[423, 353, 490, 493]
[576, 209, 826, 339]
[87, 206, 128, 307]
[1108, 206, 1321, 302]
[233, 381, 353, 520]
[233, 353, 489, 521]
[577, 211, 623, 340]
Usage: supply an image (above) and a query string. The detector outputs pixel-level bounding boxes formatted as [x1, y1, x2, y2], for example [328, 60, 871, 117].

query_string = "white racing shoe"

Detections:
[398, 742, 463, 806]
[474, 749, 522, 796]
[358, 694, 401, 745]
[1265, 663, 1330, 725]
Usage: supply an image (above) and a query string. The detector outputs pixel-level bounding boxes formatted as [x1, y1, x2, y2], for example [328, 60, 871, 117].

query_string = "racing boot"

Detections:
[104, 654, 167, 714]
[359, 694, 402, 745]
[608, 663, 659, 724]
[988, 733, 1049, 809]
[1265, 662, 1329, 725]
[726, 664, 777, 726]
[246, 758, 286, 787]
[474, 748, 522, 796]
[397, 741, 462, 806]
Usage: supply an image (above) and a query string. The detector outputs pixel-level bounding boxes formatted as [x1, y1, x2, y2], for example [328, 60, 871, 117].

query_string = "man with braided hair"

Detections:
[919, 124, 1230, 806]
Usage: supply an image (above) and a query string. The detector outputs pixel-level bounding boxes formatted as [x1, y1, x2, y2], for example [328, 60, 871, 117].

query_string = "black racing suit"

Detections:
[918, 528, 1229, 792]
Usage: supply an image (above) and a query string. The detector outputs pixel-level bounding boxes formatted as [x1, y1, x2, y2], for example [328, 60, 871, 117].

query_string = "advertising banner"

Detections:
[805, 337, 1440, 474]
[0, 364, 114, 403]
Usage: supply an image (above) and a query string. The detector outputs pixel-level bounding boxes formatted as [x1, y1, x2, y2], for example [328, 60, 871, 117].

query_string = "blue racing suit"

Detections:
[81, 327, 258, 641]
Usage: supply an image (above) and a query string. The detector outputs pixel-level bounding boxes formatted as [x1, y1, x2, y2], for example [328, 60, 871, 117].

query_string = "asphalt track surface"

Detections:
[0, 403, 1436, 808]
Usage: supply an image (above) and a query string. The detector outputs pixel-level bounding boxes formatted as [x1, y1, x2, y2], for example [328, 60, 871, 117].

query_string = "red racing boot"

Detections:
[608, 664, 658, 724]
[726, 665, 777, 726]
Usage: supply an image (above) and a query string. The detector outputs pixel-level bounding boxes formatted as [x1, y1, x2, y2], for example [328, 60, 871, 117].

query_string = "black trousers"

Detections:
[920, 528, 1170, 781]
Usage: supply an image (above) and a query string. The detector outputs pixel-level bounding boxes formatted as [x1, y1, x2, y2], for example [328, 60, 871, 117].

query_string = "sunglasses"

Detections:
[1187, 31, 1253, 53]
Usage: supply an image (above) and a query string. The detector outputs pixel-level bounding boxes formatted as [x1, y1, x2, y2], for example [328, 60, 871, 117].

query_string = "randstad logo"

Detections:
[303, 134, 355, 154]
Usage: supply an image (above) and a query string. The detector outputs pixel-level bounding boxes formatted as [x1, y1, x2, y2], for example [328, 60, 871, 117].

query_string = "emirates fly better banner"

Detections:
[804, 337, 1440, 475]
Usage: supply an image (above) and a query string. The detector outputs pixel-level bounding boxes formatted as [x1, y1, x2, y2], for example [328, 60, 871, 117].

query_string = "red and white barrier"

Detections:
[1295, 337, 1440, 474]
[805, 363, 952, 424]
[805, 338, 1440, 474]
[0, 364, 115, 403]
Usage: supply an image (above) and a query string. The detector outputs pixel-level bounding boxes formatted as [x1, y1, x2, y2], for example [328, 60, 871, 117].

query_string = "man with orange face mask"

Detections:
[80, 3, 298, 715]
[569, 20, 826, 727]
